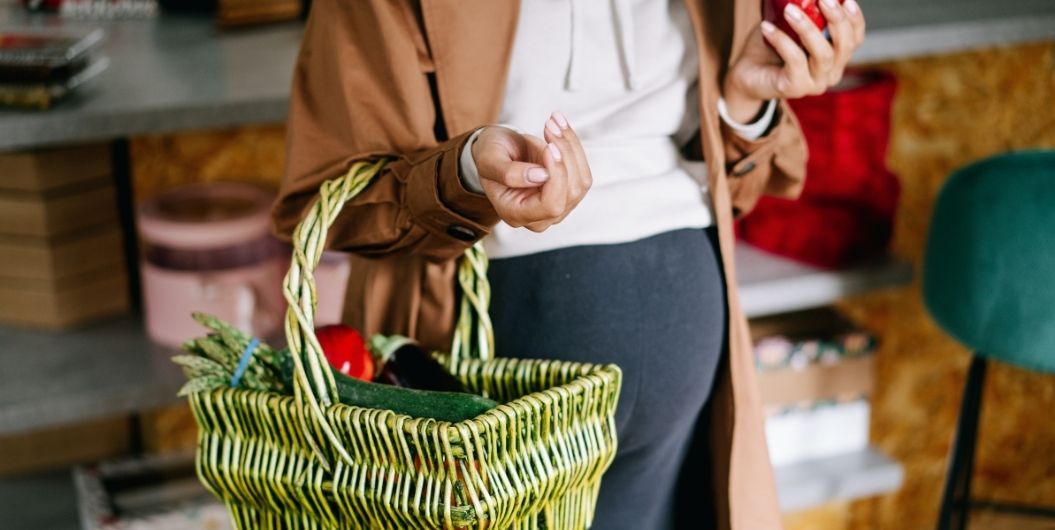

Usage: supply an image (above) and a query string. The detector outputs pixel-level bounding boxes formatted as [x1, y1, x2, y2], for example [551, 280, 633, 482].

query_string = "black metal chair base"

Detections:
[938, 355, 987, 530]
[937, 355, 1055, 529]
[969, 501, 1055, 519]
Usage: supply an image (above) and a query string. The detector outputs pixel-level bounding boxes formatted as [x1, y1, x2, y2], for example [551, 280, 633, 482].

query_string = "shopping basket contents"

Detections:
[177, 160, 623, 529]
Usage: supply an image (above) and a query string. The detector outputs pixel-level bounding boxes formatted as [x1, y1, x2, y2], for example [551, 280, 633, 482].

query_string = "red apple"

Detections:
[763, 0, 839, 47]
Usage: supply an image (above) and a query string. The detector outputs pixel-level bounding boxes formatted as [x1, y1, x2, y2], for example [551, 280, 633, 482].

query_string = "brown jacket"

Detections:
[273, 1, 808, 528]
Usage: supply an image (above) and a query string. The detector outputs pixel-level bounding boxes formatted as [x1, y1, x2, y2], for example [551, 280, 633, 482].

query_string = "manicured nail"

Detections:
[552, 111, 569, 129]
[527, 167, 549, 183]
[821, 0, 838, 10]
[785, 4, 804, 22]
[547, 143, 562, 161]
[545, 119, 563, 137]
[761, 20, 777, 34]
[844, 0, 859, 15]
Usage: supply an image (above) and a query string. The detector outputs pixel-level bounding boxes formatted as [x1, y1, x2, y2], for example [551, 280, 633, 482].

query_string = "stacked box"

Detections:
[750, 308, 877, 466]
[0, 143, 129, 328]
[0, 416, 132, 477]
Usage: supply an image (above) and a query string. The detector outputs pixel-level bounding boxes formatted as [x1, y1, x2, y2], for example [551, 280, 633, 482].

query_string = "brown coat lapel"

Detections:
[419, 0, 520, 137]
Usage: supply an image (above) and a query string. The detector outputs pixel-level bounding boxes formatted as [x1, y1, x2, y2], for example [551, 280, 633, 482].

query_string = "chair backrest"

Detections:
[923, 151, 1055, 374]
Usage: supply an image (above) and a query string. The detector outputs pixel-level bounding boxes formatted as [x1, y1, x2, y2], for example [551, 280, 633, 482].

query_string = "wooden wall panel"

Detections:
[130, 123, 287, 202]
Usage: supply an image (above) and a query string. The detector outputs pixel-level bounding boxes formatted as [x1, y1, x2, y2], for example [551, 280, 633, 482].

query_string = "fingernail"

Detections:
[785, 4, 804, 22]
[545, 119, 563, 137]
[777, 77, 790, 91]
[552, 111, 569, 129]
[821, 0, 838, 10]
[526, 167, 549, 183]
[844, 0, 859, 15]
[547, 143, 562, 161]
[760, 20, 777, 34]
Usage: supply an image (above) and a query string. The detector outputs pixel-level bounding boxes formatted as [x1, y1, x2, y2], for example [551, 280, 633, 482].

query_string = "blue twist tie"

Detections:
[230, 337, 260, 388]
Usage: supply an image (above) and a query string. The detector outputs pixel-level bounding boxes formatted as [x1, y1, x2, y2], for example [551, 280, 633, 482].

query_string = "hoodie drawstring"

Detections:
[565, 0, 638, 92]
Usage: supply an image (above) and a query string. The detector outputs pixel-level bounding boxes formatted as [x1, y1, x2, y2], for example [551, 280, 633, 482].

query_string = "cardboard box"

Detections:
[751, 307, 877, 406]
[0, 143, 111, 193]
[757, 355, 875, 407]
[0, 181, 119, 238]
[750, 307, 856, 342]
[0, 417, 131, 477]
[0, 227, 124, 281]
[0, 266, 129, 328]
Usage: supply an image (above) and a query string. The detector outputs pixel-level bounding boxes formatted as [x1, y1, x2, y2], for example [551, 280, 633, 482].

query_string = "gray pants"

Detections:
[488, 227, 726, 530]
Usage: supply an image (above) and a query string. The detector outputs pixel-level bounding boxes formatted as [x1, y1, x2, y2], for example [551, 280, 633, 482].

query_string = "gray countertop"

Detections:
[0, 7, 300, 151]
[737, 242, 912, 318]
[0, 315, 184, 436]
[1, 0, 1055, 151]
[774, 446, 904, 512]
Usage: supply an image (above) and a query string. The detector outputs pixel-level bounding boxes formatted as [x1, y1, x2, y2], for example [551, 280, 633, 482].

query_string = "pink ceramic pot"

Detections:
[137, 183, 285, 348]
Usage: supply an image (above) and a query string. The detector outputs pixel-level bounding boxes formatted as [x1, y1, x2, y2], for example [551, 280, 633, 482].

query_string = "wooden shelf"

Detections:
[736, 242, 914, 319]
[775, 446, 905, 512]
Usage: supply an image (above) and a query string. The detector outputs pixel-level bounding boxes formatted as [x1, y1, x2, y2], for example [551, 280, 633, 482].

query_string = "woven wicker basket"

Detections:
[187, 160, 622, 529]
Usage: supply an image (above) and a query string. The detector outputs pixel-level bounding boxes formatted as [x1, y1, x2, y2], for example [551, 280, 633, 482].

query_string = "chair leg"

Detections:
[970, 500, 1055, 519]
[937, 355, 988, 530]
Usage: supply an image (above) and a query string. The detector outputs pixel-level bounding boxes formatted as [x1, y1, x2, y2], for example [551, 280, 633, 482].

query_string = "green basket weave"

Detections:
[187, 160, 623, 529]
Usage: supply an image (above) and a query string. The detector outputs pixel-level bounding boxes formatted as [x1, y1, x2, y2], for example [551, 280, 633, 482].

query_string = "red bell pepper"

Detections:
[314, 324, 374, 381]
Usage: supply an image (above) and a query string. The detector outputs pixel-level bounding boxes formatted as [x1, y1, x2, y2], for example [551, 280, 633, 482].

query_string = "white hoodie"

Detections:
[461, 0, 776, 259]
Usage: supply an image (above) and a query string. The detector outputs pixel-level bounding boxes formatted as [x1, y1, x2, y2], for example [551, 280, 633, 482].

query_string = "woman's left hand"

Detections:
[722, 0, 866, 122]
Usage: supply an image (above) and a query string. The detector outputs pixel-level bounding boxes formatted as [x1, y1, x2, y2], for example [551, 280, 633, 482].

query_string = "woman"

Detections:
[273, 1, 865, 528]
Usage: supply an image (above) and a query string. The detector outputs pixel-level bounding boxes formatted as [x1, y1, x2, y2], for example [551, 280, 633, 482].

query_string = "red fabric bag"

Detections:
[737, 70, 900, 268]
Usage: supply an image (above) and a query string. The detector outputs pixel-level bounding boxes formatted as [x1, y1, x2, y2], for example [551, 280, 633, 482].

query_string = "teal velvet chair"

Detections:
[923, 151, 1055, 530]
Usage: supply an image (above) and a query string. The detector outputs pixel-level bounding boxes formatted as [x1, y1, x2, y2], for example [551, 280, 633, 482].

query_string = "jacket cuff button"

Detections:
[446, 224, 478, 242]
[732, 161, 756, 177]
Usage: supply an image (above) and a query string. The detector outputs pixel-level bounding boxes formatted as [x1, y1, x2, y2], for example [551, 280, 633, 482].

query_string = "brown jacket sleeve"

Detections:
[722, 100, 808, 216]
[705, 0, 809, 218]
[271, 0, 498, 261]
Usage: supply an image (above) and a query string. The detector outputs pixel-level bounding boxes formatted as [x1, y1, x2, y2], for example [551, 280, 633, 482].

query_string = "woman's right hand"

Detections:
[472, 112, 592, 233]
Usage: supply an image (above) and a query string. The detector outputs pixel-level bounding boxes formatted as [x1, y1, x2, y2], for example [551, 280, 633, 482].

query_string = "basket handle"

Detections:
[282, 159, 494, 469]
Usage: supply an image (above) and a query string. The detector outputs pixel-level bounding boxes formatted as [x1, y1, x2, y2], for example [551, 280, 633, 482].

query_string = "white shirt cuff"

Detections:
[458, 124, 526, 195]
[459, 127, 488, 194]
[717, 98, 778, 141]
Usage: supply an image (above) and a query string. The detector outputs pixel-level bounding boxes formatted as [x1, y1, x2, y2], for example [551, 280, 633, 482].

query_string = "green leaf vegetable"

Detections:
[175, 312, 498, 422]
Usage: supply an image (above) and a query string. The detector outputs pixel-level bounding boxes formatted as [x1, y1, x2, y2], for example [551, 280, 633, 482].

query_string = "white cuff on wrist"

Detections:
[458, 127, 488, 194]
[717, 97, 778, 141]
[459, 124, 525, 195]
